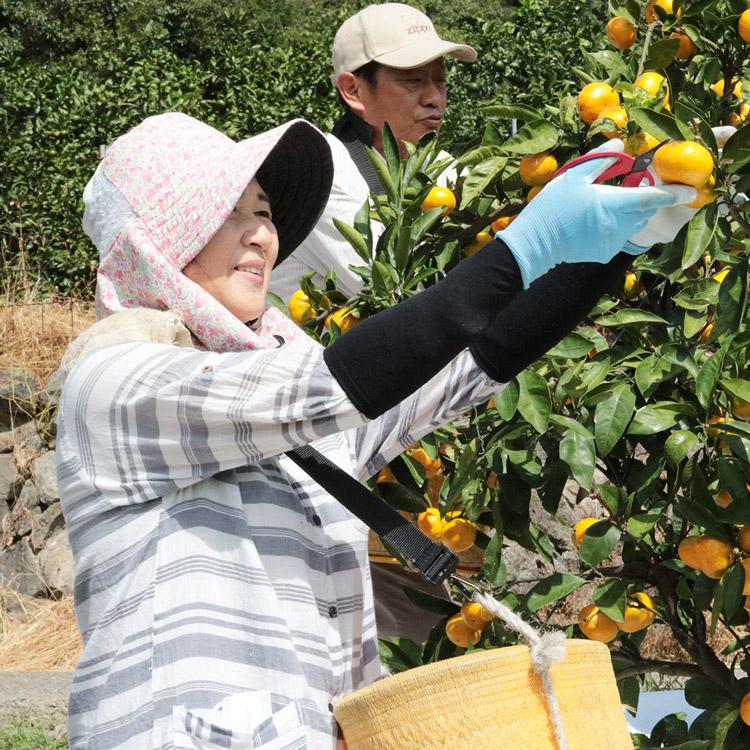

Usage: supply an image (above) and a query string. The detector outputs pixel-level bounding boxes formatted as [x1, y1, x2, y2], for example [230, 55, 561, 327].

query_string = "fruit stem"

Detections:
[720, 617, 750, 668]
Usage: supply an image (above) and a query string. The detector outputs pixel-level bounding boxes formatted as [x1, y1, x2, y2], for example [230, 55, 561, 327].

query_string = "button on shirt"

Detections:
[56, 335, 498, 749]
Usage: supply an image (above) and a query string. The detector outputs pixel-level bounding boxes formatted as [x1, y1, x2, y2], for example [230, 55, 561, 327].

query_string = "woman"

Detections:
[57, 112, 683, 749]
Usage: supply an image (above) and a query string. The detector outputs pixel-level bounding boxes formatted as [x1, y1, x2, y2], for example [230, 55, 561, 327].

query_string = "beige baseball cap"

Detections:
[332, 3, 477, 80]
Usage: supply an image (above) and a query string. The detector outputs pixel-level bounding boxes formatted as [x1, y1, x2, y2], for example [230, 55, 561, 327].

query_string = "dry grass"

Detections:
[0, 300, 96, 387]
[0, 587, 81, 671]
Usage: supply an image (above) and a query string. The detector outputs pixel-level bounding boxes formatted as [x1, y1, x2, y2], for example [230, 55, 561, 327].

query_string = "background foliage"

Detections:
[0, 0, 608, 295]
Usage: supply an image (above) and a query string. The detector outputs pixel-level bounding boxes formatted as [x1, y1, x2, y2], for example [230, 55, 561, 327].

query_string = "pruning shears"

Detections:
[554, 141, 669, 187]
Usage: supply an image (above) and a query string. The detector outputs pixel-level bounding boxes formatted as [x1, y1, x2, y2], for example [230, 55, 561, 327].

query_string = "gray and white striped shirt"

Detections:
[57, 336, 498, 749]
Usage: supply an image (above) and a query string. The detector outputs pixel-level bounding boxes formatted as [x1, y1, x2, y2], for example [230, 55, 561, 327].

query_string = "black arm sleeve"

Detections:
[469, 252, 634, 383]
[324, 239, 523, 419]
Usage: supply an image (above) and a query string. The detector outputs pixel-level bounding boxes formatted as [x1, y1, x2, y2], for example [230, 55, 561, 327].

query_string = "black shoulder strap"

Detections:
[286, 445, 458, 585]
[331, 112, 384, 194]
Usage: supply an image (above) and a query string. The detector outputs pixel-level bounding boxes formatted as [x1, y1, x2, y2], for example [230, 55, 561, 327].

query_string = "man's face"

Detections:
[357, 59, 447, 154]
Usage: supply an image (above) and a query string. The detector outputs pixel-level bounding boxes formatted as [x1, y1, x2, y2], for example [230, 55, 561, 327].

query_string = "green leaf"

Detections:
[674, 101, 715, 149]
[381, 122, 401, 184]
[594, 384, 636, 455]
[559, 429, 596, 490]
[665, 430, 701, 466]
[409, 206, 443, 245]
[495, 381, 519, 421]
[594, 309, 669, 327]
[598, 484, 623, 516]
[517, 369, 551, 433]
[482, 103, 541, 121]
[546, 332, 596, 359]
[378, 638, 423, 673]
[721, 122, 750, 174]
[333, 219, 372, 263]
[401, 585, 458, 616]
[696, 343, 727, 411]
[549, 414, 594, 439]
[628, 508, 664, 538]
[365, 145, 398, 201]
[628, 107, 683, 143]
[579, 520, 621, 567]
[525, 572, 586, 612]
[460, 156, 508, 209]
[501, 119, 561, 155]
[682, 204, 718, 269]
[594, 578, 627, 621]
[586, 50, 630, 79]
[353, 199, 372, 259]
[643, 37, 680, 70]
[454, 144, 505, 170]
[628, 402, 694, 435]
[720, 378, 750, 405]
[371, 259, 394, 296]
[482, 529, 506, 585]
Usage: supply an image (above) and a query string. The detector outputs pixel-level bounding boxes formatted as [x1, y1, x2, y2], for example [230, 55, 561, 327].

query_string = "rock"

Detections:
[502, 539, 554, 593]
[31, 451, 58, 504]
[30, 502, 65, 552]
[12, 422, 45, 477]
[2, 481, 41, 543]
[529, 492, 571, 550]
[16, 479, 41, 511]
[0, 453, 19, 502]
[38, 528, 74, 596]
[0, 430, 13, 453]
[0, 368, 39, 432]
[0, 538, 46, 597]
[0, 500, 7, 530]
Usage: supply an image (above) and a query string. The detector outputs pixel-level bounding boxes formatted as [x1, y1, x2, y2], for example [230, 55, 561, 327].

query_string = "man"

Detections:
[270, 2, 474, 300]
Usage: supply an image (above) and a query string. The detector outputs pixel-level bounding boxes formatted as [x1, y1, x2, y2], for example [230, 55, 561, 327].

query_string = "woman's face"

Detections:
[183, 178, 278, 323]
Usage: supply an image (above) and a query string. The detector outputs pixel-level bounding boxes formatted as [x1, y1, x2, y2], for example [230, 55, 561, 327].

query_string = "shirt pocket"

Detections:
[171, 698, 307, 750]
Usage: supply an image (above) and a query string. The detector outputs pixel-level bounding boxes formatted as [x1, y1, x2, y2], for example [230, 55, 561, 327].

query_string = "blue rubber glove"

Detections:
[496, 140, 682, 288]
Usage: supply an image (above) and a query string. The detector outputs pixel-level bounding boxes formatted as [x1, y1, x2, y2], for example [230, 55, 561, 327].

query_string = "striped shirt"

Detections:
[57, 335, 498, 749]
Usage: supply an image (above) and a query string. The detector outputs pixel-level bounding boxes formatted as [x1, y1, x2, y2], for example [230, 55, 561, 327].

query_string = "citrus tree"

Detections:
[285, 1, 750, 746]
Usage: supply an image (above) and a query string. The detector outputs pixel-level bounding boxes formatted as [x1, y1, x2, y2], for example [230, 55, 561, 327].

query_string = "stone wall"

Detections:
[0, 368, 73, 598]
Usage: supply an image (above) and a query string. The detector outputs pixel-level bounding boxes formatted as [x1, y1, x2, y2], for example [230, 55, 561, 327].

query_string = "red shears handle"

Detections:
[555, 152, 655, 187]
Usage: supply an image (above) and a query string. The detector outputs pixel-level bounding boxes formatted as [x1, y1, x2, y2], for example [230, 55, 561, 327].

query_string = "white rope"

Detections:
[475, 592, 570, 750]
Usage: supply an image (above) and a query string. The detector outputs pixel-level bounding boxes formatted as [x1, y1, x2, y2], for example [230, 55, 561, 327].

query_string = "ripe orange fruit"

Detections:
[645, 0, 679, 23]
[678, 537, 702, 569]
[288, 289, 315, 326]
[624, 271, 640, 298]
[729, 102, 750, 127]
[572, 517, 600, 548]
[445, 613, 481, 648]
[408, 447, 443, 478]
[519, 152, 558, 186]
[698, 322, 714, 345]
[598, 105, 628, 138]
[417, 507, 445, 541]
[688, 181, 718, 209]
[624, 131, 661, 156]
[376, 466, 397, 484]
[706, 415, 734, 439]
[617, 592, 656, 633]
[491, 215, 515, 232]
[634, 71, 670, 110]
[420, 186, 456, 216]
[710, 79, 743, 98]
[732, 399, 750, 421]
[712, 267, 730, 284]
[694, 536, 734, 579]
[442, 516, 477, 553]
[578, 604, 619, 643]
[742, 559, 750, 596]
[671, 32, 697, 59]
[526, 185, 543, 202]
[652, 141, 713, 187]
[738, 526, 750, 554]
[740, 691, 750, 726]
[577, 82, 620, 125]
[607, 16, 637, 49]
[460, 601, 493, 630]
[715, 489, 734, 509]
[325, 307, 360, 333]
[463, 231, 494, 257]
[739, 9, 750, 43]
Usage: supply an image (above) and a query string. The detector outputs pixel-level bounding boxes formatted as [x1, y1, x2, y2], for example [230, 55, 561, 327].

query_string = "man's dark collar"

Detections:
[332, 110, 375, 147]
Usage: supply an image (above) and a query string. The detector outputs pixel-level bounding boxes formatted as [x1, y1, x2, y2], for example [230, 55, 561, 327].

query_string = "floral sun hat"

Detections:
[83, 112, 333, 352]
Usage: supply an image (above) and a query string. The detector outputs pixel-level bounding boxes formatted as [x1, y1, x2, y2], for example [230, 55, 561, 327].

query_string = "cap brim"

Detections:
[373, 39, 477, 68]
[238, 121, 333, 267]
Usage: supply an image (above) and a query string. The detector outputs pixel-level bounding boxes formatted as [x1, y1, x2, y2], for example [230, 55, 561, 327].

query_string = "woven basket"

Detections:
[334, 640, 633, 750]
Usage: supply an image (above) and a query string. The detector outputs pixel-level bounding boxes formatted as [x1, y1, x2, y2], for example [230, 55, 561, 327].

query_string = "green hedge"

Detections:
[0, 0, 607, 295]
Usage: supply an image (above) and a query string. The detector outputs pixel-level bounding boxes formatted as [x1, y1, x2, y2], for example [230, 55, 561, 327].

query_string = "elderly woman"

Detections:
[56, 112, 685, 750]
